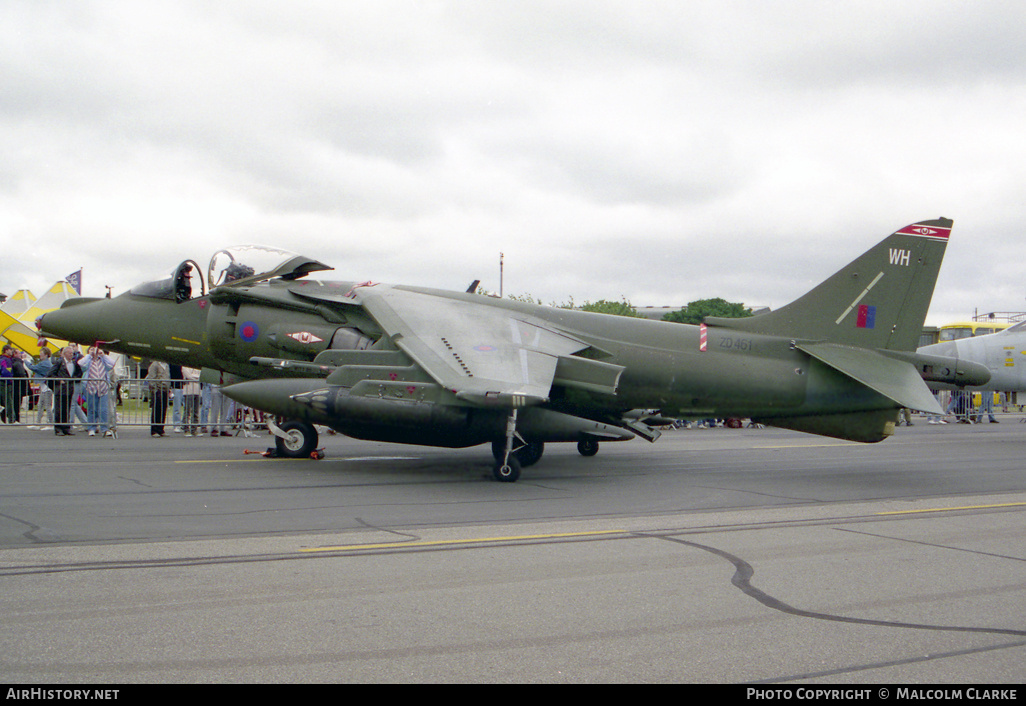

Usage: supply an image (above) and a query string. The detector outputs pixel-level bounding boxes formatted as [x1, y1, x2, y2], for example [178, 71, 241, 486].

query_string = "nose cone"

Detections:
[955, 359, 992, 388]
[38, 298, 118, 345]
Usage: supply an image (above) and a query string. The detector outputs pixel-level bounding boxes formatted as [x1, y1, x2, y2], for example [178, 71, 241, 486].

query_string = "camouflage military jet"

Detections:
[39, 218, 986, 481]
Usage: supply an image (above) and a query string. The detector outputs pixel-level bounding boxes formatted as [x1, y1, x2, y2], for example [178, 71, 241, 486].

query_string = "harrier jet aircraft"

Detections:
[40, 218, 983, 481]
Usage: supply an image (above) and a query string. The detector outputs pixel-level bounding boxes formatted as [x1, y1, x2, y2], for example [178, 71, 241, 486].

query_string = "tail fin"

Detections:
[706, 217, 952, 352]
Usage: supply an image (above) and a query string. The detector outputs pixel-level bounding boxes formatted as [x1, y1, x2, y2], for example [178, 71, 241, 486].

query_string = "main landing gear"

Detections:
[576, 438, 599, 456]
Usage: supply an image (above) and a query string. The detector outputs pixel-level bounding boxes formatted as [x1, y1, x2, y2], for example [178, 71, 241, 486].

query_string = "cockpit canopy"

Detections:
[207, 246, 332, 289]
[128, 246, 333, 301]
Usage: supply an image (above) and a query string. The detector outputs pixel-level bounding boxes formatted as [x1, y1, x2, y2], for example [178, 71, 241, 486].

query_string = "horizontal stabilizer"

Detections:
[798, 342, 943, 414]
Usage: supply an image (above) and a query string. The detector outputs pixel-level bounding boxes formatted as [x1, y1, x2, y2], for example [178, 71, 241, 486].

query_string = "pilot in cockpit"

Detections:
[222, 262, 255, 283]
[175, 264, 193, 303]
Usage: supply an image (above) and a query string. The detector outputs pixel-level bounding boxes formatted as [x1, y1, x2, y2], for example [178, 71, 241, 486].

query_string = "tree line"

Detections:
[489, 291, 754, 323]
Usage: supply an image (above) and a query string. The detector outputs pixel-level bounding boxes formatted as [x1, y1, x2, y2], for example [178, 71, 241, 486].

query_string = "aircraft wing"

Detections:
[352, 286, 599, 407]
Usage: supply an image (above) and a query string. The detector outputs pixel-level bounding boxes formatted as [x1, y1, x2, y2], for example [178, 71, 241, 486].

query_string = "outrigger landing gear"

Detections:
[492, 409, 530, 483]
[268, 419, 319, 458]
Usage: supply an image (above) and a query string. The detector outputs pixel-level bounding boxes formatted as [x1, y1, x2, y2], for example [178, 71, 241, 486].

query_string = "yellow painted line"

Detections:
[171, 336, 201, 345]
[876, 502, 1026, 516]
[300, 529, 627, 553]
[173, 459, 292, 464]
[173, 456, 421, 464]
[758, 443, 856, 449]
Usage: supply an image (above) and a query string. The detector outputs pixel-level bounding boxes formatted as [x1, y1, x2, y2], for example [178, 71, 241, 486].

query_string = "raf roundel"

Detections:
[240, 322, 260, 342]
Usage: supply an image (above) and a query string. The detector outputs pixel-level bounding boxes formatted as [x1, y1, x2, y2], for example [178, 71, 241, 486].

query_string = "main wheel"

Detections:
[275, 420, 318, 458]
[577, 438, 599, 457]
[517, 441, 544, 467]
[492, 454, 521, 483]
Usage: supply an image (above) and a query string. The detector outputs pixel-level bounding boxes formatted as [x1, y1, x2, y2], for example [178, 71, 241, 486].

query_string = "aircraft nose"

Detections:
[38, 298, 109, 344]
[957, 359, 992, 388]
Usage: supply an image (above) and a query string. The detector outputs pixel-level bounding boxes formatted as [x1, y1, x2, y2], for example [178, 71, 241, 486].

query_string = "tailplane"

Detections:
[706, 218, 952, 352]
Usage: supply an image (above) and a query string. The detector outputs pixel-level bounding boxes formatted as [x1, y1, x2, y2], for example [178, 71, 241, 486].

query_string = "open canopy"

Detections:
[128, 246, 333, 302]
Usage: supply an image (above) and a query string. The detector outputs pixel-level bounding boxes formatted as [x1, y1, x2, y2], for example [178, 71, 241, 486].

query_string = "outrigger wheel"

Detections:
[493, 454, 521, 483]
[274, 420, 319, 458]
[492, 408, 533, 483]
[577, 438, 599, 456]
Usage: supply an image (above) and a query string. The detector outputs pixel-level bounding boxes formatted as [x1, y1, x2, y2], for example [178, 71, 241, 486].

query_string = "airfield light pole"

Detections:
[500, 252, 504, 298]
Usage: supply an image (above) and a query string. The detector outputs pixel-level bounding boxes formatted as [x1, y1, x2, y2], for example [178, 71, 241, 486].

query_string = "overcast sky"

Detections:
[3, 1, 1025, 325]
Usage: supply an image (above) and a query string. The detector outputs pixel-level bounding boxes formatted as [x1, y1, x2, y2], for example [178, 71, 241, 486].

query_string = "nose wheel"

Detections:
[270, 420, 319, 458]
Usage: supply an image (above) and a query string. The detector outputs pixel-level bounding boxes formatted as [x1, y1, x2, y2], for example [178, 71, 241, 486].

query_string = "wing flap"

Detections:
[553, 355, 624, 396]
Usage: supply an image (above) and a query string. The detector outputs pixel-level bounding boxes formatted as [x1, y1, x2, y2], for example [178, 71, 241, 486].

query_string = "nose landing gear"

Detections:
[268, 419, 319, 458]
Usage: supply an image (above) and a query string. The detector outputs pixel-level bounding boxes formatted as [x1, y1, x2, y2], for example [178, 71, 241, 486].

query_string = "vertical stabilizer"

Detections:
[705, 218, 952, 352]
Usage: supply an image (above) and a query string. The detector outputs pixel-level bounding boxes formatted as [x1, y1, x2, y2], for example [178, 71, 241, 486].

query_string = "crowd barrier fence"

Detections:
[0, 377, 268, 431]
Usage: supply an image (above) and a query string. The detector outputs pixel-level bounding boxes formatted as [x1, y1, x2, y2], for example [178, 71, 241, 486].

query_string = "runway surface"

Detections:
[1, 419, 1024, 683]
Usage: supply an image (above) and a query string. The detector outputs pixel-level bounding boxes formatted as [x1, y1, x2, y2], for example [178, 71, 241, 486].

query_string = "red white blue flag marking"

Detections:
[856, 305, 876, 329]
